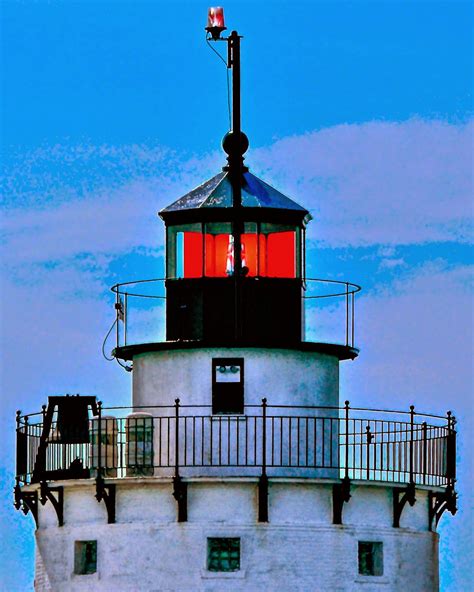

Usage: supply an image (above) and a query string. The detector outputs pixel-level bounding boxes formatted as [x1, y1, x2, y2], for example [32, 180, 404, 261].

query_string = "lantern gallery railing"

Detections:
[107, 277, 361, 351]
[16, 402, 456, 489]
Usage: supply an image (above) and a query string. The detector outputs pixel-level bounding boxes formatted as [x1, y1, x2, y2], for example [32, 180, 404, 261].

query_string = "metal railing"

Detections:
[107, 277, 361, 350]
[16, 402, 456, 489]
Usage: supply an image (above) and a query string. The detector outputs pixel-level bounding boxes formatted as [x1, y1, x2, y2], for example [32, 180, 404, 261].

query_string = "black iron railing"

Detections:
[16, 402, 456, 489]
[106, 277, 361, 350]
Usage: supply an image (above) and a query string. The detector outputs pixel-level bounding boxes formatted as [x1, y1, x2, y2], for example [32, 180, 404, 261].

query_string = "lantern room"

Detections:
[159, 169, 312, 345]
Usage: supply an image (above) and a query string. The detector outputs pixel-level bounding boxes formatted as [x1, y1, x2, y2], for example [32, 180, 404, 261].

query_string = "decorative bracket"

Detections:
[172, 476, 188, 522]
[39, 481, 64, 527]
[95, 475, 116, 524]
[258, 474, 269, 522]
[393, 482, 416, 527]
[14, 485, 39, 528]
[333, 477, 351, 524]
[429, 486, 457, 531]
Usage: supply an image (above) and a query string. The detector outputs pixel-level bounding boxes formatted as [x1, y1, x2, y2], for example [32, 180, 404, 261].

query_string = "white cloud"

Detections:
[2, 119, 471, 275]
[341, 261, 473, 411]
[250, 118, 473, 247]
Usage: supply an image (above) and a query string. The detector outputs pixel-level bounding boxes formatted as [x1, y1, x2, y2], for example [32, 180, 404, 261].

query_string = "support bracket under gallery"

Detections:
[173, 476, 188, 522]
[258, 474, 269, 522]
[429, 486, 457, 531]
[393, 482, 416, 528]
[14, 485, 39, 528]
[332, 477, 351, 524]
[40, 481, 64, 526]
[95, 475, 116, 524]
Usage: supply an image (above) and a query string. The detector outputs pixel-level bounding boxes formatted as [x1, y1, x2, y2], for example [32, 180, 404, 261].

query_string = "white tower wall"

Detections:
[33, 479, 439, 592]
[132, 348, 339, 408]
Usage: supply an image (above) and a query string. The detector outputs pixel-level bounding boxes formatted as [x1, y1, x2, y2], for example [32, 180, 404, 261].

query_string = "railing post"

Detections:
[124, 293, 128, 346]
[351, 291, 355, 347]
[115, 291, 120, 348]
[97, 401, 102, 477]
[446, 410, 456, 485]
[172, 398, 187, 521]
[15, 410, 23, 485]
[261, 398, 267, 477]
[365, 424, 372, 480]
[174, 398, 180, 476]
[345, 283, 349, 346]
[344, 400, 350, 479]
[24, 415, 29, 475]
[409, 405, 415, 484]
[422, 422, 427, 485]
[258, 398, 269, 522]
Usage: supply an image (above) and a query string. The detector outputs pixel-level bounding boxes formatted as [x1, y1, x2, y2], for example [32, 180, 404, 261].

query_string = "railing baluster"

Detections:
[227, 416, 231, 465]
[271, 416, 275, 467]
[124, 293, 128, 346]
[305, 417, 309, 468]
[288, 417, 292, 466]
[210, 415, 213, 466]
[218, 416, 222, 465]
[280, 417, 283, 465]
[351, 291, 355, 347]
[97, 402, 102, 477]
[345, 282, 349, 346]
[253, 416, 257, 466]
[184, 416, 187, 466]
[236, 415, 240, 466]
[409, 405, 415, 484]
[297, 417, 300, 467]
[321, 418, 325, 468]
[192, 416, 196, 466]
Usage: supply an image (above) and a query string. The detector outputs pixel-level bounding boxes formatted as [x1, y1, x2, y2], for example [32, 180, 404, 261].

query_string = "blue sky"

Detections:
[1, 1, 472, 590]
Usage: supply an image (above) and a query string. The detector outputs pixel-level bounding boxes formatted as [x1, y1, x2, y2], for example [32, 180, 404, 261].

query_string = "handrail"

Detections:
[16, 403, 452, 426]
[111, 277, 362, 299]
[107, 276, 362, 351]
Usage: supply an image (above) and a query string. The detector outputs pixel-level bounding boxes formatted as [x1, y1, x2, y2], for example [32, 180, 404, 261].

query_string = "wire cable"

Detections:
[206, 33, 231, 131]
[102, 318, 117, 361]
[116, 357, 133, 372]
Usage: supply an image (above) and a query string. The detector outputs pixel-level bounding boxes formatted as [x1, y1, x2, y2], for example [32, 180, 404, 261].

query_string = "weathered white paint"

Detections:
[34, 479, 440, 592]
[132, 348, 339, 408]
[129, 348, 341, 480]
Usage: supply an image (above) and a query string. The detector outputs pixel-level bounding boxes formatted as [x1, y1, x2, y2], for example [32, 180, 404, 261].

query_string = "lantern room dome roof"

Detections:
[159, 171, 312, 224]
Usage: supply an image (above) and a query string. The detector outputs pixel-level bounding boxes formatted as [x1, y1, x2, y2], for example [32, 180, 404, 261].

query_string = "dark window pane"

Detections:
[74, 540, 97, 575]
[212, 359, 244, 415]
[358, 541, 383, 576]
[207, 538, 240, 572]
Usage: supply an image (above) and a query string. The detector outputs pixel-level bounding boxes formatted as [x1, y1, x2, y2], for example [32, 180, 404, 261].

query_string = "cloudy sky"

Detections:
[1, 1, 472, 590]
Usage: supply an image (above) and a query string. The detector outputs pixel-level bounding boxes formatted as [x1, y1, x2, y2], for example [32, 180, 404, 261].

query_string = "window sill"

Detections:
[354, 576, 389, 585]
[71, 572, 99, 581]
[201, 569, 246, 579]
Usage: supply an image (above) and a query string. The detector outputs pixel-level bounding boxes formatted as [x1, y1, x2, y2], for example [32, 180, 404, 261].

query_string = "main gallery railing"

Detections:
[16, 401, 456, 489]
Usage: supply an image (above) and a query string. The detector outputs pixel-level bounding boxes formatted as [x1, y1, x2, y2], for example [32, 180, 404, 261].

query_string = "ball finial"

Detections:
[222, 131, 249, 157]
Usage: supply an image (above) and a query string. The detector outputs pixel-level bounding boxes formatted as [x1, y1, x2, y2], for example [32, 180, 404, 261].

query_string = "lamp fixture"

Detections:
[206, 7, 226, 40]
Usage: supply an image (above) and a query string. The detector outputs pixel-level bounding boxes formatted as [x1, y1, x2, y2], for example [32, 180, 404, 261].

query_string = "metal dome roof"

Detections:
[159, 171, 311, 222]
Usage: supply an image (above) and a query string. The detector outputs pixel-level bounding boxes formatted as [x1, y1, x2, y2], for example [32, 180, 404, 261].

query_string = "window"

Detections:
[167, 222, 300, 279]
[212, 358, 244, 414]
[207, 538, 240, 572]
[358, 541, 383, 576]
[74, 541, 97, 575]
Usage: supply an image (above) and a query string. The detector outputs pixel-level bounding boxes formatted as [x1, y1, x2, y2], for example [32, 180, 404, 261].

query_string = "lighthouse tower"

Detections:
[15, 10, 457, 592]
